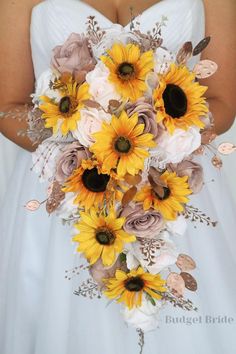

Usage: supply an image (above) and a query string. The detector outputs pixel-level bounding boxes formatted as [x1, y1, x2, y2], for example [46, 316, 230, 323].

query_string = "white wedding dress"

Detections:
[0, 0, 236, 353]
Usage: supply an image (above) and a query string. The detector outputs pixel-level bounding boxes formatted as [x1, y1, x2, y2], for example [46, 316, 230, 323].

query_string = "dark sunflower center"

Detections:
[82, 168, 110, 193]
[125, 276, 145, 292]
[114, 137, 131, 153]
[154, 187, 171, 201]
[96, 228, 115, 245]
[118, 62, 135, 79]
[163, 84, 187, 118]
[59, 96, 71, 113]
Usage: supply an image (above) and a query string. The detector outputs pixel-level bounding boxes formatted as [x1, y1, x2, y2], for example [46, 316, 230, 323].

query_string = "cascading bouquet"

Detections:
[21, 15, 223, 345]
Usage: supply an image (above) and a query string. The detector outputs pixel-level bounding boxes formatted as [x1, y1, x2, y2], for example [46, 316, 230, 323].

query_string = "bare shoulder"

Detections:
[0, 0, 44, 12]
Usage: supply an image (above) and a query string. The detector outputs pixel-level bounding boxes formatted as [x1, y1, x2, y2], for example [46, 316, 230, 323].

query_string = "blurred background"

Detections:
[0, 120, 236, 205]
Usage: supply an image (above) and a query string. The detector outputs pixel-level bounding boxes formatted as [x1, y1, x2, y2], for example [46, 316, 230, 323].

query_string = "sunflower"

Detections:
[101, 43, 154, 101]
[73, 208, 136, 266]
[62, 159, 122, 211]
[135, 171, 192, 220]
[153, 64, 208, 134]
[39, 78, 90, 135]
[90, 111, 156, 177]
[104, 267, 166, 309]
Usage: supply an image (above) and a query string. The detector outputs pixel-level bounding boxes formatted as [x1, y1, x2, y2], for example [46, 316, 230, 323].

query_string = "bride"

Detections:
[0, 0, 236, 353]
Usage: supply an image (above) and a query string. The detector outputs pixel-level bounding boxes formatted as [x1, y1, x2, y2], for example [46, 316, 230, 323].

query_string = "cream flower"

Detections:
[123, 295, 162, 332]
[86, 62, 121, 110]
[125, 231, 178, 274]
[150, 127, 201, 167]
[72, 108, 112, 146]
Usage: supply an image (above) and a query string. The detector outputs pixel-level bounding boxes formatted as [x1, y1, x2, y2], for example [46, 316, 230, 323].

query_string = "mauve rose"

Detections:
[90, 258, 125, 289]
[121, 204, 164, 238]
[168, 159, 204, 194]
[125, 98, 160, 141]
[55, 142, 91, 183]
[51, 33, 96, 80]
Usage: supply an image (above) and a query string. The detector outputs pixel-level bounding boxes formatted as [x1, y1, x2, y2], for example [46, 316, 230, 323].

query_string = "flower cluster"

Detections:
[29, 18, 218, 333]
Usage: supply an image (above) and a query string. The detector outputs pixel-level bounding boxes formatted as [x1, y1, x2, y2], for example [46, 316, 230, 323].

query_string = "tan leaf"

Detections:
[46, 181, 65, 214]
[193, 60, 218, 79]
[60, 72, 72, 84]
[176, 42, 193, 65]
[83, 99, 101, 109]
[218, 142, 236, 155]
[25, 200, 41, 211]
[167, 272, 185, 298]
[124, 173, 142, 185]
[211, 155, 223, 169]
[122, 186, 137, 207]
[152, 185, 165, 199]
[176, 254, 196, 272]
[108, 100, 121, 108]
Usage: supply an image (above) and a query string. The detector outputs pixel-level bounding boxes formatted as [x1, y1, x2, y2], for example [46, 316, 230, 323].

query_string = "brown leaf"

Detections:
[74, 72, 86, 84]
[176, 254, 196, 272]
[152, 185, 165, 199]
[167, 272, 185, 298]
[148, 167, 167, 188]
[108, 100, 121, 108]
[83, 99, 101, 109]
[60, 72, 72, 84]
[193, 36, 211, 56]
[124, 173, 142, 185]
[211, 155, 223, 169]
[176, 42, 193, 65]
[122, 186, 137, 207]
[180, 272, 198, 292]
[46, 181, 65, 214]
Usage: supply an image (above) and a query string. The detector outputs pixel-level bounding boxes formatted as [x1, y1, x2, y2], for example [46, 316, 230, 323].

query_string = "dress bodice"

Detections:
[30, 0, 205, 80]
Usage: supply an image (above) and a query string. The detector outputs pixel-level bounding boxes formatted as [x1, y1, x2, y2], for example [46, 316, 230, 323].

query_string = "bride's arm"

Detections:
[202, 0, 236, 135]
[0, 0, 42, 152]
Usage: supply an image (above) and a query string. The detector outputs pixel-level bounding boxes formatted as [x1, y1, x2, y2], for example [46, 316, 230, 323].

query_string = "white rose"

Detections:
[91, 24, 137, 59]
[123, 296, 162, 332]
[154, 47, 175, 75]
[32, 69, 60, 106]
[166, 214, 187, 236]
[125, 231, 178, 274]
[86, 62, 121, 110]
[72, 108, 112, 146]
[150, 127, 201, 167]
[32, 138, 67, 182]
[56, 192, 79, 220]
[32, 135, 76, 182]
[126, 252, 140, 270]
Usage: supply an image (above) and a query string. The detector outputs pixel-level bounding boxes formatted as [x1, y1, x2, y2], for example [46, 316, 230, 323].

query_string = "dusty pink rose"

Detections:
[125, 98, 160, 141]
[168, 159, 204, 194]
[51, 33, 96, 80]
[121, 204, 164, 238]
[55, 142, 91, 183]
[90, 258, 125, 289]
